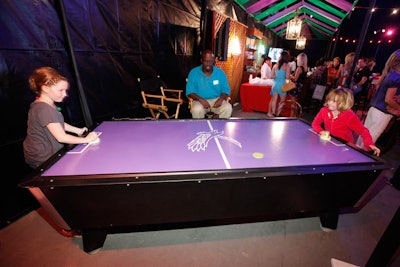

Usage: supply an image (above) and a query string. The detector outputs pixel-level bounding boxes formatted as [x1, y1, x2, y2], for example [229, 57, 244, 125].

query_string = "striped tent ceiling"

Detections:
[234, 0, 359, 40]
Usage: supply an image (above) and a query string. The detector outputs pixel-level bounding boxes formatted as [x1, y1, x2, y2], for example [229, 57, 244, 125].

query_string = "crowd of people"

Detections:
[268, 49, 400, 190]
[22, 49, 400, 191]
[248, 48, 399, 192]
[158, 46, 397, 188]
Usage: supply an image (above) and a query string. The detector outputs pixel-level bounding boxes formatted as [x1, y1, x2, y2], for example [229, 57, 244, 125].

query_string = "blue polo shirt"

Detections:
[186, 65, 230, 99]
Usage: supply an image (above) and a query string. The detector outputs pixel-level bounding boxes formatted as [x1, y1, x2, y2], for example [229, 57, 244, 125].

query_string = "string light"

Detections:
[331, 5, 398, 44]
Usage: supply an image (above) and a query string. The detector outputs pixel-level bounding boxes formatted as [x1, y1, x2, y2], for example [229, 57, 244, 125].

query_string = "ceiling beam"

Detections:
[306, 19, 334, 35]
[246, 0, 280, 14]
[262, 2, 302, 24]
[262, 2, 342, 26]
[233, 0, 358, 40]
[306, 16, 336, 32]
[303, 2, 341, 24]
[306, 0, 348, 18]
[270, 13, 335, 34]
[308, 25, 331, 38]
[325, 0, 354, 12]
[302, 7, 339, 27]
[254, 0, 298, 21]
[271, 14, 307, 32]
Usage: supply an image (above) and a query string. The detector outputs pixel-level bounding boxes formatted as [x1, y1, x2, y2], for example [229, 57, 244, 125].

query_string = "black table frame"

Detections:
[21, 151, 388, 253]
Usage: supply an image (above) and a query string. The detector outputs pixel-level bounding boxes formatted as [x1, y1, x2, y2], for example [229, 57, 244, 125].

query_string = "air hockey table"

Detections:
[20, 118, 389, 253]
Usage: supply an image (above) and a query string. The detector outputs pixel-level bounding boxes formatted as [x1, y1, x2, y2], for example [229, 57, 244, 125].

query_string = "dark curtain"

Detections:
[0, 0, 214, 227]
[0, 0, 205, 145]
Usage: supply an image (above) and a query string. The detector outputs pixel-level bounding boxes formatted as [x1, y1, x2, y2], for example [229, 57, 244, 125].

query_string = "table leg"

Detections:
[82, 229, 108, 254]
[365, 206, 400, 267]
[319, 210, 339, 229]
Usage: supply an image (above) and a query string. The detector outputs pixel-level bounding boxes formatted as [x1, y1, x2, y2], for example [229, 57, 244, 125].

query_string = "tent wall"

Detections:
[0, 0, 203, 227]
[0, 0, 204, 144]
[0, 0, 283, 228]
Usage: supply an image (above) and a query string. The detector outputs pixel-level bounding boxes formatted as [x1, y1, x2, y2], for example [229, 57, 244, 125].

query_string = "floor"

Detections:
[1, 103, 399, 267]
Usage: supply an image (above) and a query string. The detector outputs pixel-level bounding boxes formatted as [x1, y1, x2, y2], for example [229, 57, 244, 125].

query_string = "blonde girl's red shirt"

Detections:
[311, 106, 375, 150]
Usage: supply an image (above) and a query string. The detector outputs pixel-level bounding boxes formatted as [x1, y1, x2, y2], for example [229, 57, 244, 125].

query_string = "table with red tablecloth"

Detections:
[239, 83, 272, 113]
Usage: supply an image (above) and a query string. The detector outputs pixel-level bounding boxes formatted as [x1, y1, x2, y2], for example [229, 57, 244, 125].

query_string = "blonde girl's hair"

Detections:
[324, 87, 354, 112]
[297, 53, 308, 68]
[378, 49, 400, 84]
[344, 52, 355, 66]
[28, 67, 68, 96]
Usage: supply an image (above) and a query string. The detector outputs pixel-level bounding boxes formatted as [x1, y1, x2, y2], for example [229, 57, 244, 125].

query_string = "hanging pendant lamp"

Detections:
[286, 9, 302, 40]
[295, 35, 307, 50]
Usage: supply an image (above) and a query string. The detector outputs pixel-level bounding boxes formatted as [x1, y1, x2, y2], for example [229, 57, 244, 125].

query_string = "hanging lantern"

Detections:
[295, 35, 307, 50]
[286, 10, 302, 40]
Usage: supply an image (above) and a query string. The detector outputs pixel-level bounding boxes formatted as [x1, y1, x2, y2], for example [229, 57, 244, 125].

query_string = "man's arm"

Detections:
[188, 93, 211, 109]
[353, 76, 368, 88]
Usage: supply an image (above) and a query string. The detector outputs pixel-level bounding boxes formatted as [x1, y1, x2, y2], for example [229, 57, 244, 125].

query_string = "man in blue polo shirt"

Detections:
[186, 50, 232, 118]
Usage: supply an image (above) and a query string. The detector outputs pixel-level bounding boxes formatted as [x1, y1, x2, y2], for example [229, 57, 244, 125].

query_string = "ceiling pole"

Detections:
[346, 0, 376, 88]
[57, 0, 93, 128]
[325, 39, 333, 59]
[200, 0, 208, 55]
[330, 24, 342, 59]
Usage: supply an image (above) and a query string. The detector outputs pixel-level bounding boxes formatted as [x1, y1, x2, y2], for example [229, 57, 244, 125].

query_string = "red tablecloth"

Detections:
[240, 83, 272, 113]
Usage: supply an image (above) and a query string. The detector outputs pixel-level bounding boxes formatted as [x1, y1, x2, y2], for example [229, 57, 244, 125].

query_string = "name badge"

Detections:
[213, 80, 219, 85]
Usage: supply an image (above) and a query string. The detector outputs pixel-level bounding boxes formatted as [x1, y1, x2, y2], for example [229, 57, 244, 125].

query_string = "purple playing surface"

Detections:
[43, 119, 375, 176]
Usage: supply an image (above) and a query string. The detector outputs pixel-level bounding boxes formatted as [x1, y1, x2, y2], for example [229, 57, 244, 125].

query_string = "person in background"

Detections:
[310, 57, 329, 104]
[312, 87, 380, 156]
[351, 57, 371, 96]
[267, 50, 291, 117]
[249, 54, 274, 86]
[186, 49, 232, 119]
[260, 54, 272, 79]
[288, 52, 308, 102]
[23, 67, 98, 169]
[337, 52, 355, 87]
[327, 56, 340, 89]
[289, 55, 297, 74]
[356, 49, 400, 148]
[368, 57, 379, 75]
[311, 57, 328, 86]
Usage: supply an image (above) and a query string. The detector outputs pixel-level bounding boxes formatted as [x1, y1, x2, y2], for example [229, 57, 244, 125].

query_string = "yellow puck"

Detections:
[252, 152, 264, 159]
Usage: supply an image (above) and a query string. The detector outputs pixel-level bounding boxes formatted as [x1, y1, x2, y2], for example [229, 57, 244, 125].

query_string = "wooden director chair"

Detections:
[277, 99, 303, 118]
[138, 76, 184, 119]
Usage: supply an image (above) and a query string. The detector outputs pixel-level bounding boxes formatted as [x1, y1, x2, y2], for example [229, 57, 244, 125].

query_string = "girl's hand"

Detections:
[369, 145, 381, 157]
[85, 132, 98, 143]
[319, 131, 331, 141]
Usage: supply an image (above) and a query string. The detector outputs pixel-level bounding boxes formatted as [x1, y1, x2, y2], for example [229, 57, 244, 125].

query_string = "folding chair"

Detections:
[277, 100, 303, 118]
[138, 76, 184, 119]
